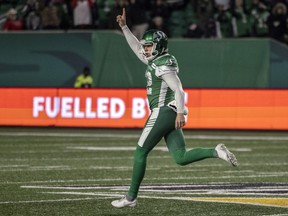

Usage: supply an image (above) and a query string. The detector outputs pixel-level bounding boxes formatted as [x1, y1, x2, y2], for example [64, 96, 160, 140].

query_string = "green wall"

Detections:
[0, 31, 286, 88]
[92, 31, 146, 88]
[169, 39, 269, 88]
[0, 32, 92, 87]
[92, 33, 270, 88]
[269, 40, 288, 88]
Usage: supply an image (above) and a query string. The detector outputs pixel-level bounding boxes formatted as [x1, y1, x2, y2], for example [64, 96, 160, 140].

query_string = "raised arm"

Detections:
[116, 8, 148, 64]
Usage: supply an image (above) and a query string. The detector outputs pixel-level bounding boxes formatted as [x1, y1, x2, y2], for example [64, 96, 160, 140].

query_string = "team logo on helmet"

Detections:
[154, 31, 166, 42]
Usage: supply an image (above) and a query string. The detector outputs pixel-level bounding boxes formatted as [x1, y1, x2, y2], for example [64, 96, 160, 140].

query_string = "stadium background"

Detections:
[0, 32, 287, 130]
[0, 0, 288, 216]
[0, 2, 288, 215]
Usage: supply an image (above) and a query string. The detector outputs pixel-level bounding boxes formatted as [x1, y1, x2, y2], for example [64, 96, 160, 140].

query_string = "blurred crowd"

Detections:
[1, 0, 288, 44]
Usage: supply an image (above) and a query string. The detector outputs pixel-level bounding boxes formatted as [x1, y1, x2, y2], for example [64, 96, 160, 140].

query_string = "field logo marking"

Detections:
[19, 183, 288, 208]
[191, 197, 288, 208]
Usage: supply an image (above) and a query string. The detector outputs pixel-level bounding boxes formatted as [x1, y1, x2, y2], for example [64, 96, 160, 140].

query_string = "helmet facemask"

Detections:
[140, 41, 158, 61]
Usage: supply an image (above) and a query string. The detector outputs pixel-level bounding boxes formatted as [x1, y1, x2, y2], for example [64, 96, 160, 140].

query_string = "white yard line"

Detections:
[0, 156, 171, 162]
[2, 170, 287, 185]
[1, 132, 288, 141]
[0, 132, 138, 138]
[262, 214, 288, 216]
[16, 175, 288, 186]
[0, 165, 29, 168]
[67, 146, 169, 151]
[66, 146, 253, 152]
[0, 197, 101, 205]
[0, 166, 161, 172]
[20, 182, 288, 199]
[185, 135, 288, 141]
[3, 178, 131, 185]
[0, 166, 75, 172]
[21, 184, 288, 193]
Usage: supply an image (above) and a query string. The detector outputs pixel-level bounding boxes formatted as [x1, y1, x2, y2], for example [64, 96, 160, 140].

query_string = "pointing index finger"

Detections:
[122, 8, 126, 17]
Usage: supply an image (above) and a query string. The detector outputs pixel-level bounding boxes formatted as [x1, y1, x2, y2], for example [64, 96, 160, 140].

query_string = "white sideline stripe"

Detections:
[67, 146, 168, 151]
[19, 175, 288, 188]
[22, 185, 288, 192]
[59, 170, 284, 179]
[44, 191, 288, 197]
[0, 132, 137, 138]
[229, 148, 251, 152]
[262, 214, 288, 216]
[6, 171, 287, 185]
[0, 156, 170, 161]
[17, 182, 244, 187]
[1, 132, 288, 141]
[0, 165, 74, 172]
[141, 191, 288, 196]
[0, 197, 100, 205]
[0, 166, 159, 172]
[7, 178, 131, 185]
[186, 135, 288, 141]
[0, 165, 28, 168]
[67, 146, 251, 152]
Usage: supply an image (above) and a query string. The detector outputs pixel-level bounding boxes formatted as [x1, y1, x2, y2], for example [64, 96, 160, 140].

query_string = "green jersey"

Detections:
[145, 53, 179, 110]
[121, 25, 185, 113]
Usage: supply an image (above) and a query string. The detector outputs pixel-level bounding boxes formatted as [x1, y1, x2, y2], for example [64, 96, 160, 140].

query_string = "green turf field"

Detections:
[0, 127, 287, 216]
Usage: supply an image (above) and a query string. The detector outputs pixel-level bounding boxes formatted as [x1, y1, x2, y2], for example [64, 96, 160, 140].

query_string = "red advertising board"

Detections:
[0, 88, 287, 130]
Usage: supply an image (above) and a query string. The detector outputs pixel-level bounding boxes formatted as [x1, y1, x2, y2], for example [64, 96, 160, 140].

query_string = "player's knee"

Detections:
[134, 146, 148, 163]
[171, 149, 187, 166]
[174, 158, 186, 166]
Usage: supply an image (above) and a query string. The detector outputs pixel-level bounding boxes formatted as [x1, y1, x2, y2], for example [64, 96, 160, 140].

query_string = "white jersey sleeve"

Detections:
[161, 73, 185, 114]
[154, 54, 179, 77]
[156, 65, 179, 77]
[121, 25, 148, 65]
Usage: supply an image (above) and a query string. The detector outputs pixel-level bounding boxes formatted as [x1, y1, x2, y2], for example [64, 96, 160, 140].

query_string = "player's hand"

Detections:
[116, 8, 126, 27]
[175, 113, 186, 129]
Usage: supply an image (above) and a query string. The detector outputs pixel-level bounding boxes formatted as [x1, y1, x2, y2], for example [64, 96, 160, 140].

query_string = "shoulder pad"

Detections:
[153, 54, 178, 67]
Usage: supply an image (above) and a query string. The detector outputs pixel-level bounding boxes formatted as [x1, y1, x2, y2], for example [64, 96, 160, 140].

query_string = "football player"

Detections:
[111, 8, 238, 208]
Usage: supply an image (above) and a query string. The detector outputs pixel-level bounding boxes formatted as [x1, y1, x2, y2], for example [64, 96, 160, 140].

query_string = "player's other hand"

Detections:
[175, 113, 186, 129]
[116, 8, 126, 27]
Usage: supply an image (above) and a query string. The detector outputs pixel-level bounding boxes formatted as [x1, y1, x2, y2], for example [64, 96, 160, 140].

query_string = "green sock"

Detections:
[128, 146, 148, 199]
[126, 195, 135, 201]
